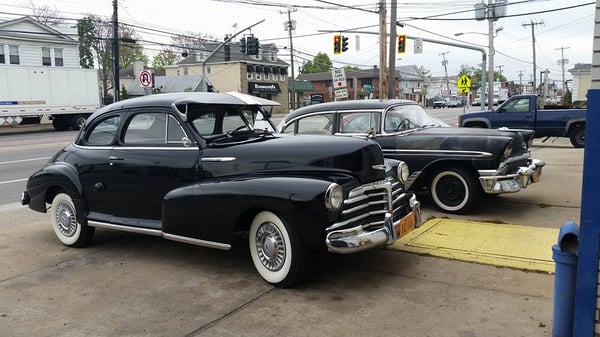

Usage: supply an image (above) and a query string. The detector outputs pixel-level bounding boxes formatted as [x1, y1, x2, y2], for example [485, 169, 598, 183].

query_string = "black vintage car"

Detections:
[21, 92, 421, 287]
[278, 99, 545, 214]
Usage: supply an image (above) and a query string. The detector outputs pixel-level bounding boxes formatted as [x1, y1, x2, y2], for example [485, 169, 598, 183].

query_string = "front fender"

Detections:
[462, 117, 491, 128]
[162, 176, 339, 249]
[26, 163, 85, 218]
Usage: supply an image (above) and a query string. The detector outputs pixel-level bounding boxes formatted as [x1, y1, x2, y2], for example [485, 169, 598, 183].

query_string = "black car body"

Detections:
[278, 99, 545, 214]
[21, 92, 421, 287]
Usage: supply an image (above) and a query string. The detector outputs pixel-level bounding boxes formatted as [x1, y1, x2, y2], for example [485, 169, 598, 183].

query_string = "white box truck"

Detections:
[0, 66, 101, 131]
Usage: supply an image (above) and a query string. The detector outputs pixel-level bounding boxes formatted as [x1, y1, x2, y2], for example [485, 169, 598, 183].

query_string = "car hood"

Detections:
[200, 134, 387, 185]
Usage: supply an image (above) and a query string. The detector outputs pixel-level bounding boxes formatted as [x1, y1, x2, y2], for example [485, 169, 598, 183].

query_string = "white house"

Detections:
[0, 16, 80, 68]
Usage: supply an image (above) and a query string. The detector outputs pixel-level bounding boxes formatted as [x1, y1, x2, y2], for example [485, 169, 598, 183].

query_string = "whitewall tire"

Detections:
[50, 193, 94, 247]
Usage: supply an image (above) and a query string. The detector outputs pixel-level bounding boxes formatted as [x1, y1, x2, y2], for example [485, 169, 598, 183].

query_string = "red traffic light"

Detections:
[397, 34, 407, 54]
[333, 35, 342, 54]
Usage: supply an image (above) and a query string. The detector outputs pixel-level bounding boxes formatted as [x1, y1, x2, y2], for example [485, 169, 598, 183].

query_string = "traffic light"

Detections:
[246, 36, 259, 56]
[333, 35, 341, 54]
[397, 34, 406, 54]
[341, 35, 348, 52]
[224, 43, 231, 61]
[240, 37, 246, 53]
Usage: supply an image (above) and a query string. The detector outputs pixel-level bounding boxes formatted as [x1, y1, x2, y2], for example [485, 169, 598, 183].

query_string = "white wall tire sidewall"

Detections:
[50, 193, 82, 246]
[249, 211, 293, 285]
[431, 170, 469, 212]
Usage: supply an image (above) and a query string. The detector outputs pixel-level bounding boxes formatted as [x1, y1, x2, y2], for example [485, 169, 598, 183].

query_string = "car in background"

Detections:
[446, 99, 463, 108]
[432, 97, 447, 108]
[21, 92, 421, 288]
[277, 99, 545, 214]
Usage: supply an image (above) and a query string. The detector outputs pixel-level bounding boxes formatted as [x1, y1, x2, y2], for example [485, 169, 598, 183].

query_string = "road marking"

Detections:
[0, 157, 49, 165]
[0, 178, 28, 185]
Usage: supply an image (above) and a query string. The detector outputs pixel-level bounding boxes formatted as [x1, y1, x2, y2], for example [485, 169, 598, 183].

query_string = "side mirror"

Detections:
[182, 137, 195, 147]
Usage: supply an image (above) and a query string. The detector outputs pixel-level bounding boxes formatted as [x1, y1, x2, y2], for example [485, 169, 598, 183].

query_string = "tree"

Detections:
[77, 17, 95, 69]
[344, 65, 359, 72]
[29, 1, 63, 26]
[152, 49, 177, 73]
[77, 15, 148, 98]
[300, 53, 332, 74]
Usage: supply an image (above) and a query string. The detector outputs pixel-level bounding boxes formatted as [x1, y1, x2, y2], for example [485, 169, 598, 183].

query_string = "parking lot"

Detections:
[0, 136, 582, 337]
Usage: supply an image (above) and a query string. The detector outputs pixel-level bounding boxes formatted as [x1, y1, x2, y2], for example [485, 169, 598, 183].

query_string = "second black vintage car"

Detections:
[21, 92, 421, 288]
[278, 99, 545, 214]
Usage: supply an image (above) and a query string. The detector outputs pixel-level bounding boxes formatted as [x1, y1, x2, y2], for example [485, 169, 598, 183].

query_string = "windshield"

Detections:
[384, 104, 449, 132]
[186, 104, 275, 143]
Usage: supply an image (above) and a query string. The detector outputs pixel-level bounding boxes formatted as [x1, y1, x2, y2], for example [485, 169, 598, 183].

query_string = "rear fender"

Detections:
[565, 119, 586, 136]
[162, 176, 338, 249]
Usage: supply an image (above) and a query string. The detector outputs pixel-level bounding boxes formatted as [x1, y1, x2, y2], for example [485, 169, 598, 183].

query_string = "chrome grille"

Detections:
[326, 180, 411, 233]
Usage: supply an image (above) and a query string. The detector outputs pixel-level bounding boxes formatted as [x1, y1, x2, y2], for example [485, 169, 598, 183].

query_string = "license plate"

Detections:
[396, 212, 415, 238]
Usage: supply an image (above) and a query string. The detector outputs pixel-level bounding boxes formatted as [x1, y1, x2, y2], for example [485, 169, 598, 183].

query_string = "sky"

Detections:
[1, 0, 595, 85]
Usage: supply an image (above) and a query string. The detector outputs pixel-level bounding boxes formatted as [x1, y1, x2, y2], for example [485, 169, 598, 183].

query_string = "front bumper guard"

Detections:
[478, 158, 545, 194]
[325, 198, 421, 254]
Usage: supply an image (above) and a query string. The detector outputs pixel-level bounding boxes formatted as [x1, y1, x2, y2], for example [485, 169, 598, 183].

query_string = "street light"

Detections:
[455, 26, 503, 108]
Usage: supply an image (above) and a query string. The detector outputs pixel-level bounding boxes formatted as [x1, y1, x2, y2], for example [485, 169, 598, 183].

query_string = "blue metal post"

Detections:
[572, 89, 600, 336]
[552, 221, 579, 337]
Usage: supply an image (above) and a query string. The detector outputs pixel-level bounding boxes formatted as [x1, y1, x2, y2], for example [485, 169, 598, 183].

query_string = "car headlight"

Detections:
[397, 161, 410, 184]
[325, 183, 344, 211]
[503, 141, 512, 159]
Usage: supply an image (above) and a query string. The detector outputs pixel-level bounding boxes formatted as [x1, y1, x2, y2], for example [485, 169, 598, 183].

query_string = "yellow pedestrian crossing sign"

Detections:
[457, 75, 471, 89]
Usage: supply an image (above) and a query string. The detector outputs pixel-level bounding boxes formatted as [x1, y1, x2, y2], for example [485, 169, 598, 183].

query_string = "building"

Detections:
[165, 40, 290, 114]
[0, 16, 80, 69]
[296, 65, 427, 105]
[568, 63, 591, 101]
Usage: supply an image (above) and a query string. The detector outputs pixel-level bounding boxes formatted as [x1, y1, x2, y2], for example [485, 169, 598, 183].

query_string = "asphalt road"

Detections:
[0, 114, 583, 336]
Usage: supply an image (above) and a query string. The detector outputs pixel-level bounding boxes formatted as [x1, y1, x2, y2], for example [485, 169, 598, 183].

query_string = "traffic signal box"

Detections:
[397, 34, 406, 54]
[333, 35, 342, 54]
[342, 36, 348, 52]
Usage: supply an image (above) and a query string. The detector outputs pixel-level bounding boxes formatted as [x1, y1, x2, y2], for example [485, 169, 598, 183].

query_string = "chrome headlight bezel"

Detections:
[397, 161, 410, 184]
[325, 183, 344, 211]
[503, 141, 513, 159]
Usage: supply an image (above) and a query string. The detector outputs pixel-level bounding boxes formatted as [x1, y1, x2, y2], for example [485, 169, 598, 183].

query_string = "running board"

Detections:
[87, 220, 231, 251]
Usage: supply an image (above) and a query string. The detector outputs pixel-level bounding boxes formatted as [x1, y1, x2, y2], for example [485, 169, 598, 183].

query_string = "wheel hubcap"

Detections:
[55, 202, 77, 237]
[437, 176, 466, 207]
[255, 222, 285, 271]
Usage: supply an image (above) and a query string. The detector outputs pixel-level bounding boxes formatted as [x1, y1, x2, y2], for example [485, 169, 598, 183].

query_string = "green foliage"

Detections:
[300, 53, 333, 74]
[120, 84, 128, 99]
[152, 49, 177, 73]
[77, 17, 95, 69]
[344, 65, 359, 72]
[562, 88, 572, 104]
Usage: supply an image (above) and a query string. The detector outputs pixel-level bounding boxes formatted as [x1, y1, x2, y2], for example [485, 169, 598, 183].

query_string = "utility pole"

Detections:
[112, 0, 119, 102]
[439, 51, 450, 96]
[496, 65, 504, 75]
[556, 46, 570, 96]
[282, 7, 297, 109]
[378, 0, 387, 99]
[518, 70, 524, 94]
[522, 20, 544, 95]
[387, 0, 397, 99]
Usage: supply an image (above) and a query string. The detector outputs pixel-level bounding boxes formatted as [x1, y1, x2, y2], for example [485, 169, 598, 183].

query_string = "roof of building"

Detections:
[125, 75, 208, 96]
[297, 65, 426, 82]
[0, 16, 77, 44]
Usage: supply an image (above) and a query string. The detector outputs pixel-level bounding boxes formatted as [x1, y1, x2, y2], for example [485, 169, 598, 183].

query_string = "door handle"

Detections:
[109, 156, 124, 160]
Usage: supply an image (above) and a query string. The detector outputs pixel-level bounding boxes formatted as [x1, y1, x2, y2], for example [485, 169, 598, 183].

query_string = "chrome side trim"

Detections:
[88, 220, 231, 250]
[163, 233, 231, 250]
[382, 148, 493, 157]
[201, 157, 236, 162]
[88, 220, 162, 236]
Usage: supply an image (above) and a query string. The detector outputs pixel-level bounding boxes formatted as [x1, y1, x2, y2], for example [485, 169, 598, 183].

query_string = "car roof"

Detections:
[286, 99, 417, 120]
[90, 92, 280, 120]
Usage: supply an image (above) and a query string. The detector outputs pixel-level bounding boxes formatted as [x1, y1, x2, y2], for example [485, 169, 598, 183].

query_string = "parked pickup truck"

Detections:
[458, 94, 587, 148]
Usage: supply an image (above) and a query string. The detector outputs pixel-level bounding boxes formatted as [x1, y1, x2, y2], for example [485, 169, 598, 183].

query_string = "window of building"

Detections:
[54, 48, 63, 66]
[0, 44, 5, 64]
[9, 45, 19, 65]
[42, 47, 51, 66]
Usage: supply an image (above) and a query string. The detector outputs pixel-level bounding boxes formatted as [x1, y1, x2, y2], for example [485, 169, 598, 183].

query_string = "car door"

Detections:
[76, 113, 121, 221]
[108, 110, 199, 228]
[490, 97, 535, 129]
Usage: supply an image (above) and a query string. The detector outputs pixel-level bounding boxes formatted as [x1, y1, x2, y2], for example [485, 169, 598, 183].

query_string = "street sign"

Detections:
[414, 38, 423, 54]
[459, 87, 470, 94]
[139, 70, 153, 88]
[331, 67, 347, 89]
[457, 74, 471, 90]
[334, 88, 348, 99]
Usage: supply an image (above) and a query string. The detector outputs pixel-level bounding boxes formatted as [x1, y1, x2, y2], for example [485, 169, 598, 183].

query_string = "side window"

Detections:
[124, 113, 167, 145]
[296, 114, 334, 135]
[504, 98, 530, 113]
[166, 115, 186, 143]
[340, 112, 380, 134]
[85, 115, 121, 146]
[192, 113, 217, 136]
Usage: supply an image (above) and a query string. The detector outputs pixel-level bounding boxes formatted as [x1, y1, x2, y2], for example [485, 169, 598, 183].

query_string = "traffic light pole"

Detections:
[201, 20, 265, 92]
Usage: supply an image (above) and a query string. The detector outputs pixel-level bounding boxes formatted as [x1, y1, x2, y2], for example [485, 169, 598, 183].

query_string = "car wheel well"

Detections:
[419, 161, 477, 188]
[464, 121, 487, 128]
[45, 186, 64, 205]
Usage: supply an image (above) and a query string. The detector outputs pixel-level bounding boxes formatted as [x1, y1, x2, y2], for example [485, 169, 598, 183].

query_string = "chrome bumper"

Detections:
[325, 196, 421, 254]
[478, 158, 545, 194]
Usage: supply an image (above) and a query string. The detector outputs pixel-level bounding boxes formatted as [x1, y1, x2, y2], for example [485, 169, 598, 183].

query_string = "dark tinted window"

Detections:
[86, 116, 120, 146]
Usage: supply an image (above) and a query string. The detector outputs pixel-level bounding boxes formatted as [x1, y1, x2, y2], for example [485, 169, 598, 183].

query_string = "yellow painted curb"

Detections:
[390, 218, 559, 273]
